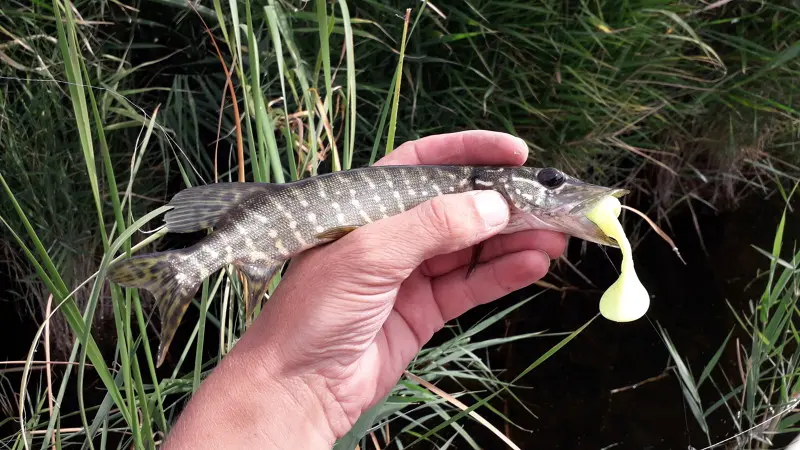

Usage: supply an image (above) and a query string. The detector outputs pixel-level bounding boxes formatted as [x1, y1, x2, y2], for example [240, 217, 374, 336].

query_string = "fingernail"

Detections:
[473, 191, 509, 227]
[535, 249, 552, 267]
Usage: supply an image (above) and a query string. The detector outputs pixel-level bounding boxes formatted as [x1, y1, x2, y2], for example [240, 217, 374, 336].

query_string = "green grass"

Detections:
[0, 0, 176, 360]
[1, 0, 799, 448]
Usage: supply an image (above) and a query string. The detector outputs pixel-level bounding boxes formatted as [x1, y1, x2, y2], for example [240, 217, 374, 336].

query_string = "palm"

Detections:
[271, 231, 561, 422]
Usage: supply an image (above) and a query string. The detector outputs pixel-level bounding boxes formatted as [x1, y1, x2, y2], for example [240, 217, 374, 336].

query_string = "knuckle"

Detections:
[424, 197, 452, 232]
[421, 196, 470, 241]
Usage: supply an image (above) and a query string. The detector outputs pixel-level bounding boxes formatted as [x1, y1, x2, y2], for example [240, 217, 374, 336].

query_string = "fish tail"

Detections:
[108, 250, 201, 367]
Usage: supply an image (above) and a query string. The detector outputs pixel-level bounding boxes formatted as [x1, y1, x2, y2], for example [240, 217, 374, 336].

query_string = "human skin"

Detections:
[163, 130, 567, 449]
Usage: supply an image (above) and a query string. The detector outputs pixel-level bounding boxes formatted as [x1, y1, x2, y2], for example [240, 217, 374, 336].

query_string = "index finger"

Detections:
[374, 130, 529, 167]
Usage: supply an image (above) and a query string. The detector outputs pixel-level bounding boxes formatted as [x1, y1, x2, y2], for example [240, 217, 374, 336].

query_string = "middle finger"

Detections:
[419, 229, 565, 277]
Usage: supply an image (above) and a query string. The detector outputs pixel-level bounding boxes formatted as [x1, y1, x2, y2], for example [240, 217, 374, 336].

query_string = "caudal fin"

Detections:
[108, 251, 200, 367]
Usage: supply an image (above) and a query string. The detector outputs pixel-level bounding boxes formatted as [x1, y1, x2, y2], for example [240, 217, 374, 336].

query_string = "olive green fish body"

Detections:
[108, 165, 626, 366]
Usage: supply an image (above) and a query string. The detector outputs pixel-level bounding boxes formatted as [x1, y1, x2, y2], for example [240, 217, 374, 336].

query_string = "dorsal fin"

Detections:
[164, 182, 270, 233]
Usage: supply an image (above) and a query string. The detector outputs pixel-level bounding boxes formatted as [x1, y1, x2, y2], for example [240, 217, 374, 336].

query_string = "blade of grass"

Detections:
[385, 8, 411, 156]
[368, 67, 397, 166]
[316, 0, 333, 122]
[265, 5, 298, 180]
[658, 324, 709, 435]
[698, 329, 734, 388]
[337, 0, 356, 170]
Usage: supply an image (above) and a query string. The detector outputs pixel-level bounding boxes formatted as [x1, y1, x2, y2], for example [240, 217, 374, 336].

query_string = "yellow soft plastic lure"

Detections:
[586, 196, 650, 322]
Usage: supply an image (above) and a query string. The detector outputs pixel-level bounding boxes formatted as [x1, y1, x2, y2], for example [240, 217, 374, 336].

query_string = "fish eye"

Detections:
[537, 167, 565, 189]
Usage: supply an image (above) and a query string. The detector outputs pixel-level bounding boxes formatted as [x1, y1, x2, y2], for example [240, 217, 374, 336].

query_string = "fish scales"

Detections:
[108, 165, 627, 366]
[193, 165, 475, 272]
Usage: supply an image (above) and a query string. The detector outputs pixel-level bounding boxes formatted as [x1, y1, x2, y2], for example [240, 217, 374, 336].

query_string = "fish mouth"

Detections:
[570, 187, 630, 247]
[569, 187, 629, 214]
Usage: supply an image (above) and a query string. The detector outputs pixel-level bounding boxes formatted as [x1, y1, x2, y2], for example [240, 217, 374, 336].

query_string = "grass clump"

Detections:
[0, 0, 799, 448]
[0, 1, 174, 361]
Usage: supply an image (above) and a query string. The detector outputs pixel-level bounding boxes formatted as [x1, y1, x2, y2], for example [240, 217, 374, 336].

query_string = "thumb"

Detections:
[332, 190, 510, 282]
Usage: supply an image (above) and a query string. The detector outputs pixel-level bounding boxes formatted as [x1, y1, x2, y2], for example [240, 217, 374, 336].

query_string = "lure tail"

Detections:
[108, 250, 201, 367]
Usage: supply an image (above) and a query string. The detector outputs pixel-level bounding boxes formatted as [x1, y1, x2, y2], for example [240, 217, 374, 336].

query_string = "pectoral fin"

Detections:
[466, 241, 485, 279]
[315, 226, 360, 241]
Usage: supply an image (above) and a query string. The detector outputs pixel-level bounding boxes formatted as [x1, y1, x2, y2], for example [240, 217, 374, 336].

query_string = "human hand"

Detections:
[165, 131, 566, 449]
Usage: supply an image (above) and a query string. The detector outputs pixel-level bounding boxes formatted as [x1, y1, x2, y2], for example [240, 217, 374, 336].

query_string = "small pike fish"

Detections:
[108, 165, 627, 366]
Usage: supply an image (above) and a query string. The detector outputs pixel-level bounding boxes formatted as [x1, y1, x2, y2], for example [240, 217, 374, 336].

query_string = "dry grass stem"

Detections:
[621, 205, 687, 264]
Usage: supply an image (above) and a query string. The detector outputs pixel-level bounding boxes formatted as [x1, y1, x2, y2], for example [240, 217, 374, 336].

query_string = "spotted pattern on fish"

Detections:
[107, 165, 627, 366]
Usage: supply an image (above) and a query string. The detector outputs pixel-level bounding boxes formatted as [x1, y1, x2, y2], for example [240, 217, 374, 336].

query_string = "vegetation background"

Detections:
[1, 0, 798, 448]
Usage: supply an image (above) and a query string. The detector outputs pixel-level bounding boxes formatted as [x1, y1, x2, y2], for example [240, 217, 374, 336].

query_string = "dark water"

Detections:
[434, 192, 799, 449]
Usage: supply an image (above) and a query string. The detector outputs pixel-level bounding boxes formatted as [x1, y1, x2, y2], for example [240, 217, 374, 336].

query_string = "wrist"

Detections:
[165, 343, 338, 449]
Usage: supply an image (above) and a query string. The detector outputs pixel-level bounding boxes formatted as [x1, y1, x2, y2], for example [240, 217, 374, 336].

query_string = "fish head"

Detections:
[497, 167, 629, 247]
